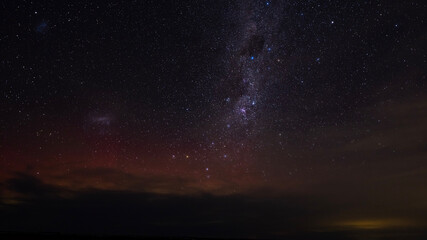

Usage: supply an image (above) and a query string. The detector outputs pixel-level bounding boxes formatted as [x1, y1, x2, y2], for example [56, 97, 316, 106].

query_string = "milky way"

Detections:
[204, 1, 287, 165]
[1, 0, 427, 238]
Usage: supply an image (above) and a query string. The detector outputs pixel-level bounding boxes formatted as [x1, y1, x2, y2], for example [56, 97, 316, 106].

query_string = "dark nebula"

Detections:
[1, 0, 427, 239]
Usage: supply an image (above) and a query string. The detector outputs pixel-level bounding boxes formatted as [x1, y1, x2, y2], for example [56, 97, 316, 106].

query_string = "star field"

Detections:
[1, 0, 427, 238]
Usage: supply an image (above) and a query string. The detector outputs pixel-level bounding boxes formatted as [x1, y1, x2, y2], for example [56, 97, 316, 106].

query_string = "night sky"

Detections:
[1, 0, 427, 239]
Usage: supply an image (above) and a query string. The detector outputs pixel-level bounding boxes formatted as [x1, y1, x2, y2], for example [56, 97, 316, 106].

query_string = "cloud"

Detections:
[5, 174, 61, 198]
[0, 183, 311, 237]
[2, 174, 427, 238]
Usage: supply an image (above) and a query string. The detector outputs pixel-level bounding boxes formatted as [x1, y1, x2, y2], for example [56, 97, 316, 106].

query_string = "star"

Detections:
[1, 1, 424, 237]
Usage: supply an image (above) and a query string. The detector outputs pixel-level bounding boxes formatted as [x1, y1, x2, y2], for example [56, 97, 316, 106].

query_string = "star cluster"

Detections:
[1, 0, 427, 238]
